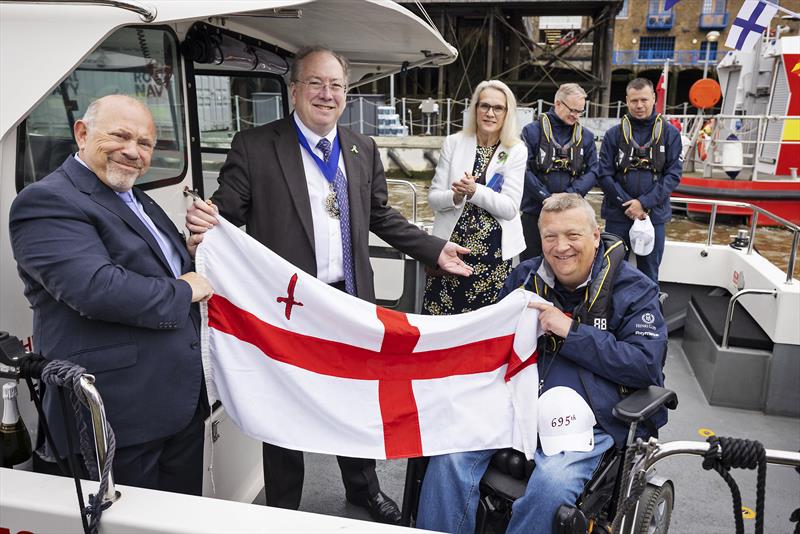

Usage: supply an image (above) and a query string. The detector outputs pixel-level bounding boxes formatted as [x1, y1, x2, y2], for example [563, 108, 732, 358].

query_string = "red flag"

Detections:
[655, 64, 667, 114]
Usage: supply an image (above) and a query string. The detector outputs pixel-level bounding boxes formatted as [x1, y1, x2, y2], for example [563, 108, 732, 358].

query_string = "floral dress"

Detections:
[422, 143, 512, 315]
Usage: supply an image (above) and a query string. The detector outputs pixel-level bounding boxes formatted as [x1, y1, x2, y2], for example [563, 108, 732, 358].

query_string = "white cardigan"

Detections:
[428, 132, 527, 260]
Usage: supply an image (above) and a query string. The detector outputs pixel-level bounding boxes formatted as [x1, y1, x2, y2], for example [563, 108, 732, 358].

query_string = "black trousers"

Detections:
[261, 278, 380, 510]
[520, 212, 543, 262]
[262, 442, 379, 509]
[35, 392, 208, 496]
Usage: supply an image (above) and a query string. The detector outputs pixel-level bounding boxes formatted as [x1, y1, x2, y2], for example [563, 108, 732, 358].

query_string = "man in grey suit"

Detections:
[186, 46, 472, 524]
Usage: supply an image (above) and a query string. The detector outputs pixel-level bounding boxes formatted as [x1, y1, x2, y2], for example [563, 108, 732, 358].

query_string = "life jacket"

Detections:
[529, 233, 627, 354]
[536, 113, 585, 178]
[615, 113, 666, 178]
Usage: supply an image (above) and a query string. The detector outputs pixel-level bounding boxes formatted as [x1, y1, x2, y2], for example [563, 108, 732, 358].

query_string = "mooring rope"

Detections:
[702, 435, 767, 534]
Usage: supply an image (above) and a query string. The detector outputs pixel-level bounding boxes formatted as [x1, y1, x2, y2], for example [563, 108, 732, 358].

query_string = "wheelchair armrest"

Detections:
[612, 386, 678, 424]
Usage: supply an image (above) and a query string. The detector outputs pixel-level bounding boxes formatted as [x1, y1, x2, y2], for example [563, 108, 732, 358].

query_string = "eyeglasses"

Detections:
[293, 79, 347, 94]
[558, 100, 585, 117]
[477, 102, 507, 115]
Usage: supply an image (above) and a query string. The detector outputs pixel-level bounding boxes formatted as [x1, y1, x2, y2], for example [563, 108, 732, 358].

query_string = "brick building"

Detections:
[611, 0, 800, 109]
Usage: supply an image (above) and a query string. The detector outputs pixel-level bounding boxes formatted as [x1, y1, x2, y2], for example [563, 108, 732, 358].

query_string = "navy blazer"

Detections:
[9, 156, 202, 451]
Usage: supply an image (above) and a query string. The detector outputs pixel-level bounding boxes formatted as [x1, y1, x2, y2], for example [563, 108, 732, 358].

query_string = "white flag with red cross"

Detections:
[197, 217, 542, 459]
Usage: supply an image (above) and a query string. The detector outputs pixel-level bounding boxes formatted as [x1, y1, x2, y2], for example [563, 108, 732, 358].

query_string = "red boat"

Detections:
[675, 175, 800, 226]
[672, 35, 800, 226]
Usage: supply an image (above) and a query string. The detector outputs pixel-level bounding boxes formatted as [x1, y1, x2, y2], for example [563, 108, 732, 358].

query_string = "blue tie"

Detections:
[316, 138, 356, 296]
[119, 191, 182, 278]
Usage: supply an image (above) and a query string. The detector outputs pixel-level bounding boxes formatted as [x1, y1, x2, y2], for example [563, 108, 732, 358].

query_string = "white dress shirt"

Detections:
[293, 114, 347, 284]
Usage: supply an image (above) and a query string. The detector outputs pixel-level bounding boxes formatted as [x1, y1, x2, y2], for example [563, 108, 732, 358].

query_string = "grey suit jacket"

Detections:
[211, 116, 444, 302]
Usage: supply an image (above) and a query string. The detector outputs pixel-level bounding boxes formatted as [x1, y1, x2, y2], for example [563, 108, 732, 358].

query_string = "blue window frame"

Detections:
[647, 0, 674, 29]
[699, 0, 728, 28]
[638, 36, 675, 61]
[699, 41, 718, 61]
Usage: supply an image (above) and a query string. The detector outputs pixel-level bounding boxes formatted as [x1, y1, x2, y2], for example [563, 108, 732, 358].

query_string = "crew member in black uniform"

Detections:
[520, 83, 599, 260]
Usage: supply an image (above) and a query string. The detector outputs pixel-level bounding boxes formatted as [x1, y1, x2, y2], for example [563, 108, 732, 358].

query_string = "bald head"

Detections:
[75, 95, 156, 192]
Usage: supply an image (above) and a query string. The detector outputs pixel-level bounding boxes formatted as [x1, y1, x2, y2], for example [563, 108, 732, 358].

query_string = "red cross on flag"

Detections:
[197, 217, 542, 459]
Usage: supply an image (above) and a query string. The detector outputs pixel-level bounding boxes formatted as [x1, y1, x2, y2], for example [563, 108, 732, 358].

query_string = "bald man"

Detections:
[10, 95, 213, 494]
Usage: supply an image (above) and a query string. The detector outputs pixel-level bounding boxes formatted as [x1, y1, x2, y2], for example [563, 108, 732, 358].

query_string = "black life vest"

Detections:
[535, 113, 585, 178]
[528, 233, 627, 353]
[615, 114, 666, 178]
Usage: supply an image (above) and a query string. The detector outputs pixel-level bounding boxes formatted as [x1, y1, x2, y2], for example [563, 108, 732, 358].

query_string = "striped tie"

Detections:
[316, 138, 356, 295]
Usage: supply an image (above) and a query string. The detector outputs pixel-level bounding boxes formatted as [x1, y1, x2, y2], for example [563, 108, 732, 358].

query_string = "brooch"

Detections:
[497, 151, 508, 164]
[351, 145, 359, 154]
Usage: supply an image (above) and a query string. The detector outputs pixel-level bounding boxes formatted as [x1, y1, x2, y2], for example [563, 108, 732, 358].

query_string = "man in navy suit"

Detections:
[9, 95, 213, 495]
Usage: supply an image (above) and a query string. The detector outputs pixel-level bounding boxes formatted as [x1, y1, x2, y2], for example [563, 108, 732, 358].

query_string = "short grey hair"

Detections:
[462, 79, 521, 147]
[539, 193, 598, 230]
[290, 46, 350, 86]
[554, 83, 587, 103]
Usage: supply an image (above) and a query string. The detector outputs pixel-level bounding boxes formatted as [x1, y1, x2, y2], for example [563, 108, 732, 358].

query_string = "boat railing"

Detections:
[663, 113, 800, 180]
[721, 289, 778, 348]
[641, 438, 800, 470]
[387, 178, 419, 224]
[18, 0, 157, 21]
[670, 196, 799, 284]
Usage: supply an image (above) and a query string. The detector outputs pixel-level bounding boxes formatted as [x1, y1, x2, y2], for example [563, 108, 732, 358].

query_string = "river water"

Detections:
[386, 175, 799, 280]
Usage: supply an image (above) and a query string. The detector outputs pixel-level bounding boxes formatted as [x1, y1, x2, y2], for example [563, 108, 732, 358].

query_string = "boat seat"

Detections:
[689, 293, 773, 351]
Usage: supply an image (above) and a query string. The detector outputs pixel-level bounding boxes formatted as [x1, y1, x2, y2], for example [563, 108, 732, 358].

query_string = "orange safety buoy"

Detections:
[689, 78, 722, 109]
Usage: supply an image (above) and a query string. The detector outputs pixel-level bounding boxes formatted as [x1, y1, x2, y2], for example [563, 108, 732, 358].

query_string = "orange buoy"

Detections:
[689, 78, 722, 109]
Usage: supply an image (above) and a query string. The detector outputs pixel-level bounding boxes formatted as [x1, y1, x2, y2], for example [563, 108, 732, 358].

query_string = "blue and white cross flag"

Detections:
[725, 0, 778, 51]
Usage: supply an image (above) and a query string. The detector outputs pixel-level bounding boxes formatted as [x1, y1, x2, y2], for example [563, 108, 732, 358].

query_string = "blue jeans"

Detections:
[417, 429, 614, 534]
[603, 219, 665, 284]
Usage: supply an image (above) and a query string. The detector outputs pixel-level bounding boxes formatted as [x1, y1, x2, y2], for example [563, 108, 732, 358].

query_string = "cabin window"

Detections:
[16, 26, 186, 192]
[195, 73, 287, 198]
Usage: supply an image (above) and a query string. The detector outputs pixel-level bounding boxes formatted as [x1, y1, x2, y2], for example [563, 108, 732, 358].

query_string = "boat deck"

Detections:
[285, 334, 800, 533]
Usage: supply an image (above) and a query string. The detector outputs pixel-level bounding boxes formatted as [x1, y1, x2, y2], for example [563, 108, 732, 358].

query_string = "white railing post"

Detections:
[359, 97, 364, 134]
[446, 98, 452, 136]
[402, 97, 406, 127]
[407, 109, 413, 135]
[234, 94, 241, 132]
[537, 98, 543, 117]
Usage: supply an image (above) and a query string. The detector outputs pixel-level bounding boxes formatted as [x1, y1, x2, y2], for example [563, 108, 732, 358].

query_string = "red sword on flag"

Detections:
[277, 273, 303, 320]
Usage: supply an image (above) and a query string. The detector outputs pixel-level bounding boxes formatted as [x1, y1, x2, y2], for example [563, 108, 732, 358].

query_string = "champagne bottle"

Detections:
[1, 382, 33, 469]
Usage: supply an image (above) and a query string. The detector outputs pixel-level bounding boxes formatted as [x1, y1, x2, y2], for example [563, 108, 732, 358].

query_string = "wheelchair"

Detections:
[401, 386, 678, 534]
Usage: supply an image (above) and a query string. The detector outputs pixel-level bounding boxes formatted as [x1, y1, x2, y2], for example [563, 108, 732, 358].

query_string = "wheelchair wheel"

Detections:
[631, 482, 673, 534]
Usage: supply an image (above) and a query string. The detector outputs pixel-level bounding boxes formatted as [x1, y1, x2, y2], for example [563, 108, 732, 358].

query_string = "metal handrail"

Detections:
[386, 178, 418, 223]
[1, 0, 157, 22]
[79, 375, 118, 504]
[670, 196, 800, 284]
[644, 439, 800, 470]
[721, 289, 778, 348]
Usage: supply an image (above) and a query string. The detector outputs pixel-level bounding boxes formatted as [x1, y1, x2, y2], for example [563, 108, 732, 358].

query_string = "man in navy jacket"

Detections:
[417, 193, 667, 534]
[10, 95, 213, 494]
[520, 83, 598, 260]
[598, 78, 683, 283]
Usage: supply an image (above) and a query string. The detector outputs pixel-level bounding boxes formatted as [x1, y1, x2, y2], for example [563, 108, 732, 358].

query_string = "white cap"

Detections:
[538, 386, 596, 456]
[629, 215, 655, 256]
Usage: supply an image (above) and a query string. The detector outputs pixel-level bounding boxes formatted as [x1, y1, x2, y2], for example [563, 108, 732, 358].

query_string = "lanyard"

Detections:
[294, 122, 341, 185]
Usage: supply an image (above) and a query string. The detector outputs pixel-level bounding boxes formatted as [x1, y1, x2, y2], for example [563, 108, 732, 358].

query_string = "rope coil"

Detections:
[702, 435, 767, 534]
[14, 355, 117, 534]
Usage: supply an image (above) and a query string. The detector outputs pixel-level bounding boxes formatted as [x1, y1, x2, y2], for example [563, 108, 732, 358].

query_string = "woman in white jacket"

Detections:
[423, 80, 526, 315]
